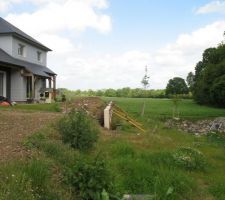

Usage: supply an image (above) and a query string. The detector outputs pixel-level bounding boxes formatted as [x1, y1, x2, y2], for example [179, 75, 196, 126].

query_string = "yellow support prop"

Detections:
[112, 105, 146, 133]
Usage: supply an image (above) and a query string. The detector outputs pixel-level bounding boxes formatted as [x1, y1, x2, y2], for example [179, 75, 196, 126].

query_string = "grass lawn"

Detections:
[0, 97, 225, 200]
[0, 102, 61, 112]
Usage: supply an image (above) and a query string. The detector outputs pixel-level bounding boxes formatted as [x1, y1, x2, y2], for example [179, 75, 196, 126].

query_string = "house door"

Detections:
[0, 71, 6, 97]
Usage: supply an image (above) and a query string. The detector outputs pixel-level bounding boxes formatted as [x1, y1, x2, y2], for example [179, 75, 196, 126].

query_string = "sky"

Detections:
[1, 0, 225, 90]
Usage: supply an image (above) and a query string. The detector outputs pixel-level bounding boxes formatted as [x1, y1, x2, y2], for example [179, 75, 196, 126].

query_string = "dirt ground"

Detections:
[62, 97, 106, 125]
[0, 110, 61, 162]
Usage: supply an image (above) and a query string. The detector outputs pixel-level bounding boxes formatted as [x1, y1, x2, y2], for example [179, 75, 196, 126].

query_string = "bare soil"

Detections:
[62, 97, 106, 125]
[0, 110, 61, 161]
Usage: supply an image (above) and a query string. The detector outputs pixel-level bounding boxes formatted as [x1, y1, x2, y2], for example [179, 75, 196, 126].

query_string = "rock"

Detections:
[165, 117, 225, 135]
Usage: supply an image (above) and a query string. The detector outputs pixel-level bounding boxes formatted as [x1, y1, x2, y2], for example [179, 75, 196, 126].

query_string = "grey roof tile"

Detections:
[0, 17, 51, 51]
[0, 48, 56, 77]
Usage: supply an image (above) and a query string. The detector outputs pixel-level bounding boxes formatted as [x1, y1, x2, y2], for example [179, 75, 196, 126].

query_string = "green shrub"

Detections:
[173, 147, 207, 171]
[66, 156, 114, 200]
[57, 110, 99, 151]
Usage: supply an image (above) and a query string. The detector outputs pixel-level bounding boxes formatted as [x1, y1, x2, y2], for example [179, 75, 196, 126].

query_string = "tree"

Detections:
[141, 66, 150, 116]
[141, 66, 150, 90]
[166, 77, 189, 96]
[193, 41, 225, 107]
[186, 72, 195, 92]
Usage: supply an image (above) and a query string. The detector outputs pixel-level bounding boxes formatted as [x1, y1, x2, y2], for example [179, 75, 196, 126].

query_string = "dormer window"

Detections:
[18, 44, 25, 56]
[37, 51, 42, 62]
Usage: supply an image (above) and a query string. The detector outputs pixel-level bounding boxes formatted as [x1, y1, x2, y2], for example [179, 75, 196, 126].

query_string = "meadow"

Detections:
[0, 97, 225, 199]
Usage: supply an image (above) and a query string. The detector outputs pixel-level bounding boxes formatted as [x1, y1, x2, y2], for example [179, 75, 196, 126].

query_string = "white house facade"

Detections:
[0, 17, 56, 102]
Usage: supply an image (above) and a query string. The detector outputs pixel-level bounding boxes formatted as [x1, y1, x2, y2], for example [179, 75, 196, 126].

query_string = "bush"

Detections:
[173, 147, 207, 171]
[66, 156, 114, 200]
[57, 110, 99, 151]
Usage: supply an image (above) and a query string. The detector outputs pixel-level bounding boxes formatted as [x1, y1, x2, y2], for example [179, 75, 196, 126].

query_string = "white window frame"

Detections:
[0, 71, 6, 97]
[18, 43, 25, 57]
[37, 51, 42, 62]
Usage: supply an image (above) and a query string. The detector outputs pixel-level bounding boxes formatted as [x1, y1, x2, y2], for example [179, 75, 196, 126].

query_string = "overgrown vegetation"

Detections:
[57, 110, 99, 151]
[173, 147, 207, 171]
[66, 155, 114, 200]
[0, 97, 225, 199]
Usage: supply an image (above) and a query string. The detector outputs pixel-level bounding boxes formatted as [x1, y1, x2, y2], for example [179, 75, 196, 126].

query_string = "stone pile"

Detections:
[165, 117, 225, 135]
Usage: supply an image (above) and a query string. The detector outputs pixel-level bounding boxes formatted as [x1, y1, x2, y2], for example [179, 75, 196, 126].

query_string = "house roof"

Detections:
[0, 17, 51, 51]
[0, 48, 56, 77]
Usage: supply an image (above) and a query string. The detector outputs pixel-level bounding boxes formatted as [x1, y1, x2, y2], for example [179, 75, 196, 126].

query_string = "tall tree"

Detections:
[166, 77, 189, 96]
[141, 66, 150, 116]
[193, 41, 225, 107]
[186, 72, 195, 92]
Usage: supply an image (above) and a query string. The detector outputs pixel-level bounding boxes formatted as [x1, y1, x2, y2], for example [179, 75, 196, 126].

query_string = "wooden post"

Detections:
[31, 75, 35, 99]
[53, 75, 56, 100]
[48, 78, 52, 89]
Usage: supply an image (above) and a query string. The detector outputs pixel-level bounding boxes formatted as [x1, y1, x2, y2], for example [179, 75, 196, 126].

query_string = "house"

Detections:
[0, 17, 56, 103]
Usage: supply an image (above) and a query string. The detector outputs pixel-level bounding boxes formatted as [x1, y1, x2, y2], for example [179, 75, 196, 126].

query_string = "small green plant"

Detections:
[57, 110, 99, 151]
[207, 132, 225, 147]
[173, 147, 207, 171]
[66, 155, 113, 200]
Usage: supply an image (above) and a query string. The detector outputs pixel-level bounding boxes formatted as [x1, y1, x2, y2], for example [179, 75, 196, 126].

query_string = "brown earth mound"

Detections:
[62, 97, 106, 125]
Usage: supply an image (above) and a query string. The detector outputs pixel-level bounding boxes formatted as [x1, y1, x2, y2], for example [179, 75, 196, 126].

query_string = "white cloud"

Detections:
[150, 21, 225, 87]
[3, 1, 225, 90]
[196, 1, 225, 14]
[50, 19, 225, 90]
[5, 0, 111, 35]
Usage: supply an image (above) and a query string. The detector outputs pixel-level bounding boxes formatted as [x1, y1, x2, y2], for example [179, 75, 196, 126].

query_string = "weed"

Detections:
[66, 155, 114, 200]
[57, 110, 99, 151]
[173, 147, 207, 171]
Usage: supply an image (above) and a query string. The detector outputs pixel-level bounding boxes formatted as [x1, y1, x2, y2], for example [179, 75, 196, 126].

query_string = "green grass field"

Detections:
[1, 97, 225, 199]
[103, 97, 225, 120]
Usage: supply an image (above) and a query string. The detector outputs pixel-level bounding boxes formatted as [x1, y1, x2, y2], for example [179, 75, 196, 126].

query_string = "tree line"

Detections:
[57, 88, 178, 99]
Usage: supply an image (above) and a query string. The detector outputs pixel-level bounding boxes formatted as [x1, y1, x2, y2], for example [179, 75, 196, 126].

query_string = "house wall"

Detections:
[10, 69, 26, 102]
[35, 78, 45, 99]
[12, 37, 47, 66]
[0, 35, 13, 55]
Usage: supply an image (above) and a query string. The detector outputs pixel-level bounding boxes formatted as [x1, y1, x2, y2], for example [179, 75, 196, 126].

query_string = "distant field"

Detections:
[103, 97, 225, 120]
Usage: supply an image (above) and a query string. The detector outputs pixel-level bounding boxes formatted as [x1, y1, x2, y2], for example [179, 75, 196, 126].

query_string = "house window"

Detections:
[37, 51, 42, 62]
[26, 76, 32, 98]
[18, 44, 25, 56]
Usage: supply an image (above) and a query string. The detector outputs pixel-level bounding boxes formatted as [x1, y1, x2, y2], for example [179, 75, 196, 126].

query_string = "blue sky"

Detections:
[1, 0, 225, 89]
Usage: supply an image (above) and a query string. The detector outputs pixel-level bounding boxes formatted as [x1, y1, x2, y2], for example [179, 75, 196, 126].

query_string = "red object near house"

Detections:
[0, 101, 10, 106]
